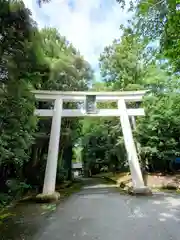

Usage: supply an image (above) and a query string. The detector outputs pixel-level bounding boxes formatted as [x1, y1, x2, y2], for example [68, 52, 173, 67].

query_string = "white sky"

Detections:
[24, 0, 131, 79]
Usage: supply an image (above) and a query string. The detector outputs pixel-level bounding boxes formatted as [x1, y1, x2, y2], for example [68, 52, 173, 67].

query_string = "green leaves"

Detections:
[0, 1, 38, 168]
[99, 27, 150, 90]
[80, 82, 126, 174]
[98, 7, 180, 172]
[134, 0, 180, 72]
[40, 28, 93, 91]
[135, 91, 180, 169]
[38, 27, 93, 158]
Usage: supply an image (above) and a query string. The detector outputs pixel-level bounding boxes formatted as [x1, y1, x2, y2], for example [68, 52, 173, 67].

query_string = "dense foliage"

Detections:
[0, 0, 93, 206]
[82, 1, 180, 175]
[0, 0, 180, 206]
[117, 0, 180, 72]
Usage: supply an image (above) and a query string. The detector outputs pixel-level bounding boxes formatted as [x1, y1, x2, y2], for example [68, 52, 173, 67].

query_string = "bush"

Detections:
[6, 179, 32, 197]
[0, 193, 12, 207]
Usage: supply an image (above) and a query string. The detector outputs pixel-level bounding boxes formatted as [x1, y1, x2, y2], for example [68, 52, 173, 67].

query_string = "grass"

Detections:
[95, 172, 131, 185]
[0, 212, 15, 225]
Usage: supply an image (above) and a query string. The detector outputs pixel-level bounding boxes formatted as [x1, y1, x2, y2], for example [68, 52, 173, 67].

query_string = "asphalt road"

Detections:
[34, 178, 180, 240]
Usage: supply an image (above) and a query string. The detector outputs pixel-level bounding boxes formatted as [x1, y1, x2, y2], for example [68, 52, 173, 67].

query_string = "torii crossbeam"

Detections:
[33, 90, 151, 198]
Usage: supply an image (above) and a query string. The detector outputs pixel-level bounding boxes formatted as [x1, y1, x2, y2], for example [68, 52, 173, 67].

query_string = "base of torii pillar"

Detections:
[129, 186, 152, 196]
[36, 192, 60, 203]
[36, 98, 62, 202]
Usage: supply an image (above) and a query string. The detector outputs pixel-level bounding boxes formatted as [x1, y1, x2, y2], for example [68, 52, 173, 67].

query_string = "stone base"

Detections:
[129, 186, 152, 196]
[36, 192, 60, 203]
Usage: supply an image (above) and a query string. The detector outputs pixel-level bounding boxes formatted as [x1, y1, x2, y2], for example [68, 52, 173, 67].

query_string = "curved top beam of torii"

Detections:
[32, 90, 147, 102]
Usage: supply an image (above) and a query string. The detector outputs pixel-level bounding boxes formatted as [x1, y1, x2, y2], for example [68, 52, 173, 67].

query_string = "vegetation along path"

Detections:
[32, 178, 180, 240]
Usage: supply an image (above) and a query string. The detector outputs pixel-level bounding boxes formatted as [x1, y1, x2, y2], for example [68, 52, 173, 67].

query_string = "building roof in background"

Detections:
[73, 163, 82, 169]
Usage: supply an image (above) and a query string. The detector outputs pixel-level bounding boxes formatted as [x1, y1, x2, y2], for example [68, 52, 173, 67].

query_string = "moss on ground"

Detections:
[36, 192, 60, 203]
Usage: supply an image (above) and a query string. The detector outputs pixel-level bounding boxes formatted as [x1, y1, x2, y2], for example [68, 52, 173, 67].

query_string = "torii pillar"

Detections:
[118, 99, 151, 195]
[36, 98, 62, 201]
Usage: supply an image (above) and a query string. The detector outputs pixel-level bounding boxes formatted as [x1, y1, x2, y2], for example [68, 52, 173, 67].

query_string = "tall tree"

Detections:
[99, 26, 153, 90]
[136, 81, 180, 172]
[117, 0, 180, 72]
[0, 1, 94, 202]
[0, 0, 45, 189]
[80, 82, 126, 175]
[40, 28, 93, 91]
[34, 28, 93, 181]
[99, 21, 180, 173]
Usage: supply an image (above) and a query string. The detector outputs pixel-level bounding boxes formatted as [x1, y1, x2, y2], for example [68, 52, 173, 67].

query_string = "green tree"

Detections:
[80, 82, 126, 176]
[0, 1, 49, 202]
[99, 26, 153, 91]
[33, 28, 93, 181]
[117, 0, 180, 72]
[0, 1, 94, 203]
[136, 86, 180, 172]
[40, 28, 93, 91]
[99, 22, 180, 173]
[0, 0, 42, 171]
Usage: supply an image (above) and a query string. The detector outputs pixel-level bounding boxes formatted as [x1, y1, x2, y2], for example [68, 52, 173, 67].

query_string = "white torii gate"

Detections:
[33, 90, 151, 197]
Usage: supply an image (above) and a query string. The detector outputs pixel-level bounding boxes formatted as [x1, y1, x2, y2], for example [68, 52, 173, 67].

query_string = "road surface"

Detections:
[33, 178, 180, 240]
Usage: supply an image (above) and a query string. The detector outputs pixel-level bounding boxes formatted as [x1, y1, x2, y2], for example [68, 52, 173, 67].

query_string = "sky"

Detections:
[23, 0, 131, 80]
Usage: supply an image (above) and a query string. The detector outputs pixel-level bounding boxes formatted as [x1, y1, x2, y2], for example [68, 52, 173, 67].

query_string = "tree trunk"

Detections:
[63, 144, 73, 181]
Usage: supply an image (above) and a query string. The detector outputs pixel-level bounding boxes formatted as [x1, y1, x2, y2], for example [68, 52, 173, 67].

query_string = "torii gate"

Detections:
[33, 90, 151, 198]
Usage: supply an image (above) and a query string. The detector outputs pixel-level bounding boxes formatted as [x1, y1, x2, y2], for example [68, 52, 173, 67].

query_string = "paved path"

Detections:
[34, 179, 180, 240]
